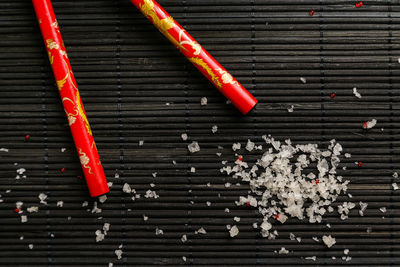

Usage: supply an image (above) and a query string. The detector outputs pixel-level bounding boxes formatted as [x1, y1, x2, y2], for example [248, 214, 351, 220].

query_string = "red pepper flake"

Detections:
[315, 179, 319, 185]
[274, 214, 280, 219]
[309, 10, 315, 16]
[25, 134, 31, 141]
[358, 162, 363, 167]
[238, 156, 243, 161]
[77, 175, 83, 179]
[14, 208, 20, 213]
[355, 1, 363, 8]
[246, 202, 251, 207]
[60, 167, 66, 173]
[362, 121, 368, 129]
[330, 93, 336, 99]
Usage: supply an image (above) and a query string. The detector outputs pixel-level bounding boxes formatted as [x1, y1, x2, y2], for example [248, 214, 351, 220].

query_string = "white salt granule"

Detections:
[27, 206, 39, 213]
[56, 201, 63, 207]
[352, 87, 362, 98]
[229, 225, 239, 237]
[196, 227, 206, 234]
[344, 249, 349, 255]
[91, 202, 102, 214]
[233, 217, 240, 222]
[95, 230, 105, 242]
[155, 227, 164, 235]
[380, 207, 387, 213]
[252, 223, 258, 228]
[287, 105, 294, 113]
[145, 190, 159, 199]
[312, 237, 319, 242]
[364, 119, 377, 129]
[393, 172, 399, 178]
[152, 172, 157, 178]
[279, 247, 289, 254]
[82, 201, 88, 207]
[108, 263, 113, 267]
[114, 172, 120, 179]
[150, 183, 155, 188]
[99, 195, 107, 203]
[122, 183, 132, 193]
[188, 141, 200, 153]
[289, 233, 296, 240]
[190, 167, 196, 173]
[20, 236, 24, 240]
[322, 235, 336, 248]
[224, 208, 230, 213]
[305, 256, 316, 261]
[28, 244, 33, 249]
[359, 201, 368, 216]
[108, 182, 113, 187]
[115, 246, 123, 260]
[182, 256, 187, 262]
[200, 97, 208, 106]
[17, 168, 26, 175]
[216, 152, 222, 157]
[143, 215, 148, 221]
[211, 125, 218, 133]
[21, 215, 27, 223]
[300, 77, 307, 84]
[245, 139, 255, 152]
[0, 148, 9, 152]
[392, 183, 399, 190]
[345, 153, 351, 158]
[61, 148, 66, 152]
[181, 234, 187, 243]
[172, 160, 177, 165]
[232, 142, 241, 151]
[181, 133, 188, 141]
[39, 193, 47, 205]
[225, 182, 231, 188]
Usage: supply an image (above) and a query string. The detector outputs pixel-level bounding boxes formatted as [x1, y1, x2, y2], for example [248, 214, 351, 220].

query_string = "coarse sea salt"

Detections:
[212, 125, 218, 133]
[322, 235, 336, 248]
[200, 97, 208, 106]
[221, 136, 350, 240]
[39, 193, 47, 205]
[229, 225, 239, 237]
[352, 87, 362, 99]
[364, 119, 377, 129]
[188, 141, 200, 153]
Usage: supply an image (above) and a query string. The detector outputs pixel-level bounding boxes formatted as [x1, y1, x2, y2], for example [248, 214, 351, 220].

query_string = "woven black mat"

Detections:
[0, 0, 399, 266]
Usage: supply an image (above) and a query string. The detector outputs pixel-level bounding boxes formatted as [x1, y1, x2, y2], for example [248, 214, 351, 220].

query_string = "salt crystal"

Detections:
[246, 139, 255, 152]
[145, 190, 159, 199]
[99, 195, 107, 203]
[326, 223, 331, 228]
[206, 201, 211, 206]
[181, 133, 188, 141]
[91, 202, 102, 214]
[67, 216, 72, 220]
[352, 87, 362, 98]
[56, 201, 63, 207]
[392, 183, 399, 190]
[305, 256, 316, 261]
[364, 119, 377, 129]
[252, 223, 258, 228]
[115, 246, 123, 260]
[95, 230, 105, 242]
[393, 172, 399, 178]
[211, 125, 218, 133]
[229, 225, 239, 237]
[279, 247, 289, 254]
[190, 167, 196, 173]
[21, 215, 27, 223]
[122, 183, 132, 193]
[20, 236, 24, 240]
[289, 233, 296, 240]
[196, 227, 206, 234]
[108, 182, 113, 187]
[225, 182, 231, 188]
[114, 172, 120, 179]
[181, 234, 187, 243]
[260, 221, 272, 231]
[345, 153, 351, 158]
[16, 168, 26, 175]
[188, 141, 200, 153]
[300, 77, 307, 84]
[224, 208, 230, 213]
[312, 237, 319, 242]
[233, 217, 240, 222]
[155, 227, 164, 235]
[108, 263, 113, 267]
[28, 244, 33, 249]
[143, 215, 148, 221]
[172, 160, 177, 165]
[216, 152, 222, 157]
[39, 193, 47, 205]
[232, 143, 241, 151]
[200, 97, 208, 106]
[82, 201, 88, 207]
[287, 105, 294, 113]
[380, 207, 387, 213]
[61, 147, 66, 152]
[0, 148, 9, 152]
[322, 235, 336, 248]
[344, 249, 349, 255]
[182, 256, 187, 262]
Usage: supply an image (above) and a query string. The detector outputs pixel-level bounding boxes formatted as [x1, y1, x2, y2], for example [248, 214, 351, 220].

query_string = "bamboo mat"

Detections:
[0, 0, 399, 266]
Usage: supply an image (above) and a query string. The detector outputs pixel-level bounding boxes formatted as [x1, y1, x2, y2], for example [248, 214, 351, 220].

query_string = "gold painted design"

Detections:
[76, 91, 93, 136]
[178, 30, 201, 55]
[79, 148, 93, 174]
[46, 39, 59, 50]
[215, 68, 239, 86]
[52, 20, 59, 29]
[188, 57, 222, 89]
[139, 0, 188, 52]
[47, 51, 54, 64]
[62, 97, 79, 126]
[56, 72, 69, 90]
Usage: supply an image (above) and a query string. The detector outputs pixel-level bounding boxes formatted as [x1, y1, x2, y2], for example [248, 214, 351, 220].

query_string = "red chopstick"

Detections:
[130, 0, 258, 114]
[32, 0, 109, 197]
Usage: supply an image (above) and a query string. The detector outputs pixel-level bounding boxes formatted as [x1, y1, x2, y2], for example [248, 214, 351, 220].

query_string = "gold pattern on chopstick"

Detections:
[215, 68, 239, 86]
[56, 72, 69, 90]
[178, 30, 202, 55]
[47, 51, 54, 64]
[79, 148, 93, 174]
[76, 91, 93, 136]
[46, 39, 59, 50]
[52, 20, 59, 29]
[139, 0, 188, 52]
[62, 97, 79, 126]
[188, 57, 222, 89]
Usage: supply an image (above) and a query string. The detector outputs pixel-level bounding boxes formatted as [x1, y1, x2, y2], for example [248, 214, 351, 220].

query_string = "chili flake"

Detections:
[330, 93, 336, 99]
[25, 134, 31, 141]
[60, 167, 66, 173]
[355, 2, 363, 8]
[309, 10, 315, 16]
[358, 162, 363, 167]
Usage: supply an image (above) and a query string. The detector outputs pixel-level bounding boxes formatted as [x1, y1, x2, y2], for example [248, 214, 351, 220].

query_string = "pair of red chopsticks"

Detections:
[32, 0, 258, 197]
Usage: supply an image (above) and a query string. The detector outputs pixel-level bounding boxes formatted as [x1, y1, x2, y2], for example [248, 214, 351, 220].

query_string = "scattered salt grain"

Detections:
[380, 207, 387, 213]
[229, 225, 239, 237]
[56, 201, 63, 207]
[108, 263, 113, 267]
[122, 183, 132, 193]
[138, 140, 144, 146]
[359, 201, 368, 217]
[39, 193, 47, 205]
[300, 77, 307, 84]
[279, 247, 289, 254]
[20, 236, 24, 240]
[211, 125, 218, 133]
[155, 227, 164, 235]
[345, 153, 351, 158]
[0, 148, 9, 152]
[145, 190, 159, 199]
[393, 172, 399, 178]
[82, 201, 88, 207]
[225, 182, 231, 188]
[206, 201, 211, 206]
[352, 87, 362, 99]
[95, 230, 105, 242]
[252, 223, 258, 228]
[143, 215, 148, 221]
[181, 133, 188, 141]
[115, 246, 123, 260]
[224, 208, 230, 213]
[232, 142, 241, 151]
[196, 227, 206, 234]
[28, 244, 34, 249]
[312, 237, 319, 242]
[190, 167, 196, 173]
[181, 234, 187, 243]
[182, 256, 187, 262]
[287, 105, 294, 113]
[344, 249, 349, 255]
[61, 147, 66, 152]
[200, 97, 208, 106]
[245, 139, 255, 152]
[99, 195, 107, 203]
[91, 202, 102, 214]
[21, 215, 27, 223]
[322, 235, 336, 248]
[305, 256, 316, 261]
[392, 183, 399, 190]
[188, 141, 200, 153]
[216, 152, 222, 157]
[233, 217, 240, 222]
[363, 119, 377, 129]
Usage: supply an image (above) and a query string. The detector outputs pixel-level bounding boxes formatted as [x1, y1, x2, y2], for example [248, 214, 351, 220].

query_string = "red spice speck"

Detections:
[274, 214, 280, 219]
[238, 156, 243, 161]
[246, 202, 251, 207]
[25, 134, 31, 141]
[358, 162, 363, 167]
[330, 93, 336, 99]
[362, 122, 368, 129]
[309, 10, 315, 16]
[14, 208, 20, 213]
[315, 179, 320, 185]
[77, 175, 83, 180]
[355, 1, 363, 8]
[60, 167, 66, 173]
